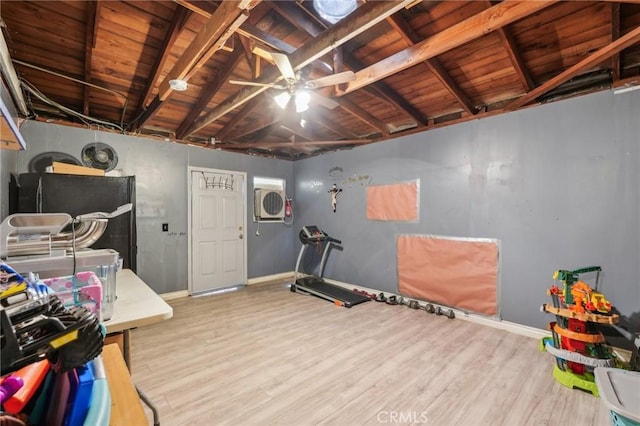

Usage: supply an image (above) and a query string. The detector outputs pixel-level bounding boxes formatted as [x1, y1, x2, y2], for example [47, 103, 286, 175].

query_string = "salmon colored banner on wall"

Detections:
[397, 235, 499, 316]
[366, 180, 419, 222]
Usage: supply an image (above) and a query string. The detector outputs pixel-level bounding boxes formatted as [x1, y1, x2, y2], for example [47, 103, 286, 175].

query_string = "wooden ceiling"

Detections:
[2, 1, 640, 160]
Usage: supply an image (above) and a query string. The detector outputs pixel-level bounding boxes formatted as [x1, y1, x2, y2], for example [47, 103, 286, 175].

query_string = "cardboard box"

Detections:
[52, 161, 105, 176]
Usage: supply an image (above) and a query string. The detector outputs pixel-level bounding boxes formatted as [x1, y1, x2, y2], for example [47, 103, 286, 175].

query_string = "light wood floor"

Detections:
[130, 281, 611, 426]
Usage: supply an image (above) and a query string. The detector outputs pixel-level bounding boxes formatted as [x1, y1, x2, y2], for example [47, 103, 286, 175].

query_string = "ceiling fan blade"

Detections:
[304, 71, 356, 89]
[252, 46, 296, 82]
[252, 46, 275, 62]
[229, 80, 287, 89]
[270, 52, 296, 81]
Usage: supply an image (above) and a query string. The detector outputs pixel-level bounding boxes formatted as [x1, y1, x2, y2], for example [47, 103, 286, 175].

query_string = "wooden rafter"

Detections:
[333, 97, 390, 135]
[221, 139, 372, 149]
[313, 109, 360, 139]
[279, 123, 318, 142]
[225, 107, 285, 141]
[342, 1, 559, 95]
[175, 44, 245, 139]
[389, 14, 475, 115]
[611, 3, 621, 82]
[275, 1, 427, 128]
[184, 0, 414, 137]
[177, 1, 335, 73]
[138, 6, 190, 113]
[131, 1, 254, 131]
[488, 0, 535, 91]
[83, 0, 98, 116]
[341, 55, 429, 127]
[269, 1, 319, 40]
[507, 25, 640, 110]
[156, 1, 254, 101]
[177, 1, 294, 53]
[215, 96, 263, 141]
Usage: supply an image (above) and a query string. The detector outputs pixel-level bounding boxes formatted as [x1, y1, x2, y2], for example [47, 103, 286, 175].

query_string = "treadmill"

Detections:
[290, 226, 370, 308]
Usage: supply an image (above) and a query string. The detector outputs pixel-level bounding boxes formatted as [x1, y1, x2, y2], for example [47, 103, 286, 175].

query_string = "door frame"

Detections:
[187, 166, 248, 295]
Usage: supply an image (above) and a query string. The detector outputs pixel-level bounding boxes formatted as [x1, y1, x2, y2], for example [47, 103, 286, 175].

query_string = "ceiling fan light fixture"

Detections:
[295, 90, 311, 113]
[313, 0, 357, 24]
[274, 92, 291, 109]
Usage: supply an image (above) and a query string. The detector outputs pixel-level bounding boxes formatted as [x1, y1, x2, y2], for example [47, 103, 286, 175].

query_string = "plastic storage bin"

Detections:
[594, 367, 640, 426]
[42, 271, 103, 320]
[6, 249, 119, 320]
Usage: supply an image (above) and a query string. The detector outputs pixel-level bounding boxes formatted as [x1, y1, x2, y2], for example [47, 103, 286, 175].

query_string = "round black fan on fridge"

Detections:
[81, 142, 118, 172]
[28, 152, 82, 173]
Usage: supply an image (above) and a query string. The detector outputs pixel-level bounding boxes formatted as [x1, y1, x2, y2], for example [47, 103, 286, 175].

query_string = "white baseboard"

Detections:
[162, 272, 294, 300]
[324, 278, 550, 340]
[247, 271, 294, 285]
[165, 274, 549, 340]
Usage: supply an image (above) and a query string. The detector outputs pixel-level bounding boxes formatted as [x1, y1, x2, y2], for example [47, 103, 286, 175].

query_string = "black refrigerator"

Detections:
[12, 173, 137, 272]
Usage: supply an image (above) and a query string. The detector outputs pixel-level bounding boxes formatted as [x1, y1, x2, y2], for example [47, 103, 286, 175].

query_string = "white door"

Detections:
[189, 167, 247, 294]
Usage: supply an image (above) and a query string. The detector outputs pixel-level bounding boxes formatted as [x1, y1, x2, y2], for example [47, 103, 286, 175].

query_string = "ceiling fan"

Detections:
[229, 47, 355, 112]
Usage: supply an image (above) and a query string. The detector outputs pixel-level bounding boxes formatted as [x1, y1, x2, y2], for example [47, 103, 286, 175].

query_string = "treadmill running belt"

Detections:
[297, 278, 370, 307]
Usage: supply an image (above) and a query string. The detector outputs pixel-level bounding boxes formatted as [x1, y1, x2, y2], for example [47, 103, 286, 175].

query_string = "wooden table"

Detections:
[102, 269, 174, 426]
[103, 269, 173, 367]
[102, 344, 148, 426]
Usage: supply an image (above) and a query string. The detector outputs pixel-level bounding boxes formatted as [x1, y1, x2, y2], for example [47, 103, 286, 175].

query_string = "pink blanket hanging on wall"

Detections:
[397, 235, 499, 316]
[366, 180, 418, 222]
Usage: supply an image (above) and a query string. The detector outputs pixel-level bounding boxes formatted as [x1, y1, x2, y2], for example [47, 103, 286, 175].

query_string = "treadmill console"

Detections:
[299, 226, 341, 245]
[302, 225, 324, 239]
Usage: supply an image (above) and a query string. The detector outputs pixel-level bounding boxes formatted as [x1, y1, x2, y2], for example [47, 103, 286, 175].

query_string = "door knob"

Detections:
[239, 234, 243, 239]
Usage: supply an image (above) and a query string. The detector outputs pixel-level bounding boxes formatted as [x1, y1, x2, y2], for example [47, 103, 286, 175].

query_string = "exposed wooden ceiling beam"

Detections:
[177, 1, 296, 54]
[158, 1, 254, 102]
[389, 14, 475, 115]
[185, 0, 414, 137]
[175, 44, 245, 139]
[131, 1, 253, 131]
[225, 103, 286, 141]
[279, 123, 317, 142]
[83, 1, 98, 116]
[488, 0, 535, 91]
[507, 25, 640, 110]
[269, 1, 319, 40]
[342, 1, 559, 94]
[611, 2, 621, 82]
[245, 121, 282, 142]
[273, 0, 428, 126]
[342, 56, 430, 127]
[313, 108, 360, 140]
[334, 97, 389, 135]
[221, 139, 372, 149]
[215, 95, 263, 141]
[495, 26, 535, 91]
[138, 6, 190, 112]
[227, 117, 280, 142]
[270, 1, 417, 132]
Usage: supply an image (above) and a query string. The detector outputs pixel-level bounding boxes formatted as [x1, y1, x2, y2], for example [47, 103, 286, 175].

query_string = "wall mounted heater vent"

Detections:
[254, 189, 285, 220]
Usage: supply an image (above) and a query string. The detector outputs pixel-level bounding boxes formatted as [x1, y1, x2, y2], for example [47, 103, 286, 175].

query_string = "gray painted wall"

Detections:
[12, 122, 296, 294]
[294, 90, 640, 331]
[2, 89, 638, 331]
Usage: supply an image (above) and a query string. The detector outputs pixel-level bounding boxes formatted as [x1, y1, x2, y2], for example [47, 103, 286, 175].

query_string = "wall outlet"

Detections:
[162, 223, 168, 232]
